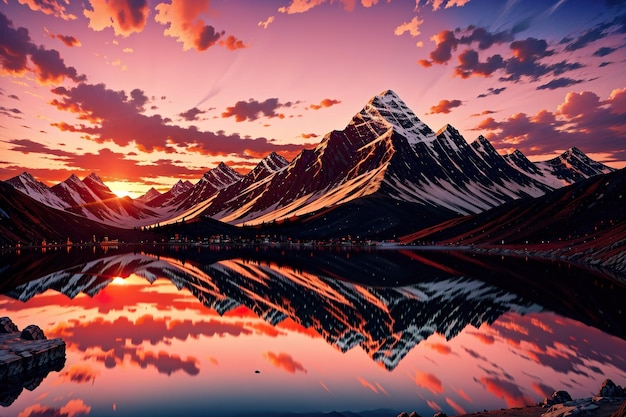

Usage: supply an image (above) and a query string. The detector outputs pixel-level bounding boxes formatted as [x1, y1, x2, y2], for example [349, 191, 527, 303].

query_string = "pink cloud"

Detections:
[84, 0, 150, 37]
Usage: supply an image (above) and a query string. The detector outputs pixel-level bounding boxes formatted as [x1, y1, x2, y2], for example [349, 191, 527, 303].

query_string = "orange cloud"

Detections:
[414, 370, 444, 394]
[46, 30, 81, 47]
[478, 377, 534, 408]
[84, 0, 150, 37]
[429, 99, 462, 114]
[219, 35, 247, 50]
[154, 0, 246, 52]
[307, 98, 341, 110]
[531, 381, 555, 398]
[394, 16, 423, 37]
[59, 364, 100, 384]
[263, 351, 307, 374]
[456, 387, 472, 402]
[426, 342, 453, 355]
[18, 0, 77, 20]
[357, 376, 379, 393]
[17, 398, 91, 417]
[446, 397, 467, 415]
[468, 330, 495, 345]
[426, 399, 443, 412]
[258, 16, 275, 29]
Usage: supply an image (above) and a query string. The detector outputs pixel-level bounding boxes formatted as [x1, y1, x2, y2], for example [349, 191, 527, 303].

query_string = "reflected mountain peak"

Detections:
[2, 249, 546, 370]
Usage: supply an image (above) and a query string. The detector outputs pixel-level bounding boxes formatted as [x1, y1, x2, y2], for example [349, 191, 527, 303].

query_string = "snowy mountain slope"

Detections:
[0, 181, 150, 245]
[5, 172, 68, 210]
[5, 172, 161, 228]
[4, 90, 614, 232]
[168, 162, 243, 211]
[139, 179, 193, 207]
[401, 167, 626, 250]
[135, 187, 162, 204]
[505, 147, 614, 188]
[193, 90, 585, 225]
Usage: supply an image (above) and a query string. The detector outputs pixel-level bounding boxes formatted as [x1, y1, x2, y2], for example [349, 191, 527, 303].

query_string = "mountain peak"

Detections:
[86, 172, 104, 185]
[374, 89, 401, 101]
[436, 123, 458, 136]
[357, 90, 437, 145]
[136, 187, 162, 203]
[65, 174, 82, 184]
[200, 162, 243, 188]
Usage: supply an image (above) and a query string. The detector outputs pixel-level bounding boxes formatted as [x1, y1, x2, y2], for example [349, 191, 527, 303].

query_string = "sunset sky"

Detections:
[1, 0, 625, 197]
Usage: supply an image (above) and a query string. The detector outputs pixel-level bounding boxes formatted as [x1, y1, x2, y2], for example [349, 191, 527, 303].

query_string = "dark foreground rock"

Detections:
[0, 316, 66, 405]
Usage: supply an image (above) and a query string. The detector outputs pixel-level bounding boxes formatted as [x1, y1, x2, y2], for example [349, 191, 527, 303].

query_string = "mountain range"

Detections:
[1, 89, 620, 250]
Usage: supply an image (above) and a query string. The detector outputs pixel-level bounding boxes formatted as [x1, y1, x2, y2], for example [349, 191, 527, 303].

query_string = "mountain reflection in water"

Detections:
[0, 246, 624, 417]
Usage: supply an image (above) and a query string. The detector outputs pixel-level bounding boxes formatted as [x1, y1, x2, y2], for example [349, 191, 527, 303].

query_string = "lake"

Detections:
[0, 245, 625, 417]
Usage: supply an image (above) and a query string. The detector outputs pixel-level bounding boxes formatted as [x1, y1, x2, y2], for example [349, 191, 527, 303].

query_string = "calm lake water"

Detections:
[0, 245, 625, 417]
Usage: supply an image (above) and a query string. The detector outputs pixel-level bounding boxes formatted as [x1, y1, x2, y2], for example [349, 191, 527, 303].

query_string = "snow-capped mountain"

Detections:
[5, 172, 68, 210]
[167, 162, 243, 212]
[505, 147, 614, 188]
[5, 172, 161, 228]
[175, 90, 609, 226]
[135, 187, 162, 204]
[139, 179, 193, 207]
[3, 90, 614, 232]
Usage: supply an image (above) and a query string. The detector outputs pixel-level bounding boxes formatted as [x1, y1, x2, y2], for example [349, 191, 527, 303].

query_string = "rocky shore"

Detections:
[0, 317, 66, 406]
[397, 380, 626, 417]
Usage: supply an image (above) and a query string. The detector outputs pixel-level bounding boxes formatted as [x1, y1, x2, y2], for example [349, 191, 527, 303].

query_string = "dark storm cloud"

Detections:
[593, 46, 618, 57]
[454, 49, 504, 79]
[477, 87, 506, 98]
[179, 107, 207, 121]
[221, 98, 287, 122]
[459, 27, 514, 49]
[0, 12, 85, 84]
[564, 12, 626, 51]
[536, 77, 584, 90]
[420, 26, 586, 84]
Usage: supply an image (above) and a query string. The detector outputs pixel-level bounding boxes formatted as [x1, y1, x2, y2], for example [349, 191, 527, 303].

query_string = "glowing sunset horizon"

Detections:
[1, 0, 625, 198]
